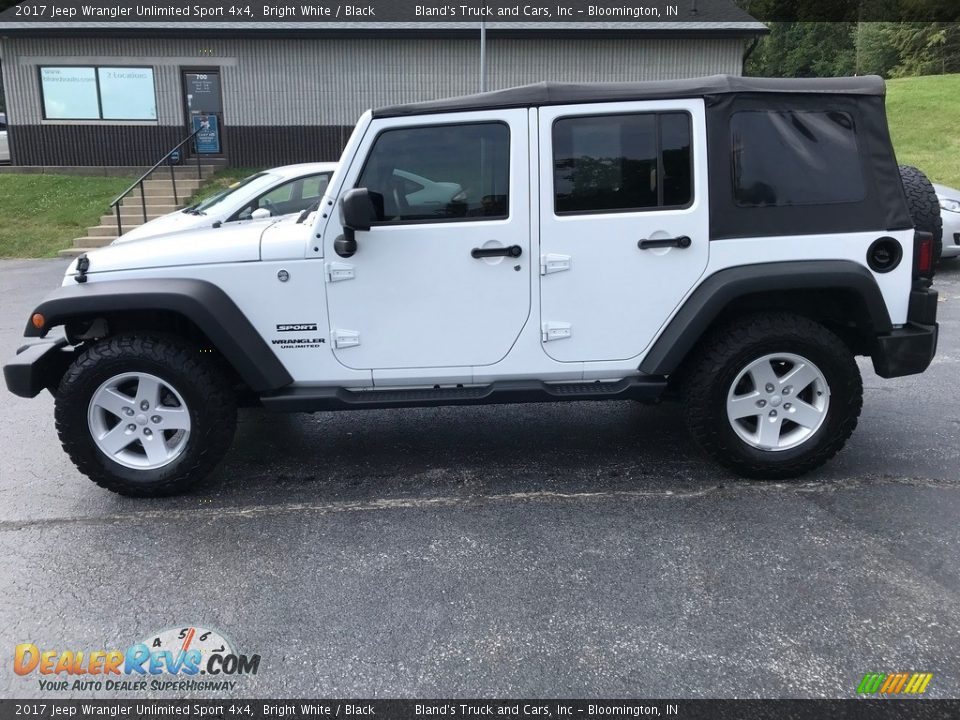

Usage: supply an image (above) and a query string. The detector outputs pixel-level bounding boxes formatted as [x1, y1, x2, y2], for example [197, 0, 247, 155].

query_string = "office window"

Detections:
[40, 66, 157, 121]
[40, 67, 100, 119]
[98, 68, 157, 120]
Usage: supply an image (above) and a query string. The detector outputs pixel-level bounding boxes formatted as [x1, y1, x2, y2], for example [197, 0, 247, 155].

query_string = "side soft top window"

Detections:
[731, 110, 866, 208]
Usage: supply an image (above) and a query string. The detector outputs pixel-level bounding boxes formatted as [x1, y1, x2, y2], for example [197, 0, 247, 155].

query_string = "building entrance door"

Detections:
[182, 69, 224, 157]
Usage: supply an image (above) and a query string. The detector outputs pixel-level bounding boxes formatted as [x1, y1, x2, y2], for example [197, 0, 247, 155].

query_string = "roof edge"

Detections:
[373, 75, 886, 118]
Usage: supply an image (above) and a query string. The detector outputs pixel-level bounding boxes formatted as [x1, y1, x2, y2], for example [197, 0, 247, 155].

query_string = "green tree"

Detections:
[747, 22, 857, 77]
[854, 23, 902, 76]
[885, 22, 960, 76]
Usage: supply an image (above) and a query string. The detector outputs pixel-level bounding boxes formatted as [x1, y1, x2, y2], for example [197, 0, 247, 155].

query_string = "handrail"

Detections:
[110, 127, 204, 237]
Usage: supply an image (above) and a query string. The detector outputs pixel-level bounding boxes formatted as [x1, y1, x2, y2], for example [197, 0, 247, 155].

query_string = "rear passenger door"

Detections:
[538, 100, 709, 363]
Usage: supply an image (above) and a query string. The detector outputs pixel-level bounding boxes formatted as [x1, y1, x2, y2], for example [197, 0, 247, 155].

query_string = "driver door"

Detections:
[324, 110, 531, 371]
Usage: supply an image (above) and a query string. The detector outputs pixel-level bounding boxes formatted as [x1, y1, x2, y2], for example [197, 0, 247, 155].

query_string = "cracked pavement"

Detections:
[0, 258, 958, 699]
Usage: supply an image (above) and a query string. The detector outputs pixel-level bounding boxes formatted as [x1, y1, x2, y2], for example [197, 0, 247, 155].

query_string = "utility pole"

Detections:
[479, 21, 487, 92]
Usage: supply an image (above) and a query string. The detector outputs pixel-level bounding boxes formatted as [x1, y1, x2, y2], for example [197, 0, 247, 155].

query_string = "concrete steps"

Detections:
[63, 160, 222, 257]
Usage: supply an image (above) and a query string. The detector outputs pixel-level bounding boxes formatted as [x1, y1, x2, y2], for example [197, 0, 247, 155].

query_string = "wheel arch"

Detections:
[25, 278, 292, 393]
[640, 260, 892, 376]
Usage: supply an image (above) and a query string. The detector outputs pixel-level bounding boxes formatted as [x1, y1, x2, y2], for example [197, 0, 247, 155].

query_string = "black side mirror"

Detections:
[336, 188, 378, 258]
[341, 188, 376, 232]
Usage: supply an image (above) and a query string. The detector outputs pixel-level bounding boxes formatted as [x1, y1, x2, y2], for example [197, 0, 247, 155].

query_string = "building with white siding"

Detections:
[0, 12, 765, 166]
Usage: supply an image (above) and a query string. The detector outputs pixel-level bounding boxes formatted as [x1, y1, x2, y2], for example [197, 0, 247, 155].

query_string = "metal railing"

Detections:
[110, 128, 203, 237]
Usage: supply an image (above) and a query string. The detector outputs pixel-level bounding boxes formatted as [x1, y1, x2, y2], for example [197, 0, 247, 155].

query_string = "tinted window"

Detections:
[553, 112, 692, 214]
[358, 123, 509, 223]
[731, 111, 865, 207]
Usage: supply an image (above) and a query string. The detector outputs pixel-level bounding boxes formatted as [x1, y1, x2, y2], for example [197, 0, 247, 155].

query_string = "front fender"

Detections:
[25, 278, 293, 393]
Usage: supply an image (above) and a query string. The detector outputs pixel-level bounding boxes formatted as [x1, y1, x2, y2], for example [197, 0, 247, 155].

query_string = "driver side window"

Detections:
[357, 122, 510, 224]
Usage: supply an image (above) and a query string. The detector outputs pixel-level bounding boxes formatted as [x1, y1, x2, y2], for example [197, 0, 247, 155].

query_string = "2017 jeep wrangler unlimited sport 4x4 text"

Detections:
[3, 75, 941, 496]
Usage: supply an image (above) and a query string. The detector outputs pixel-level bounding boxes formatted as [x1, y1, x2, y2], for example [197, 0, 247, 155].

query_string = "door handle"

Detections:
[638, 236, 692, 250]
[471, 245, 523, 259]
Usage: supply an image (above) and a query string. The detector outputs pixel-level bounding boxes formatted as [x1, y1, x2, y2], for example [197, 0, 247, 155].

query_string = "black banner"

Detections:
[2, 700, 960, 720]
[0, 0, 957, 25]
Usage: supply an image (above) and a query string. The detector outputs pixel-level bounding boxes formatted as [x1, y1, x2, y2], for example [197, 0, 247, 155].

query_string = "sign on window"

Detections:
[98, 68, 157, 120]
[40, 67, 100, 120]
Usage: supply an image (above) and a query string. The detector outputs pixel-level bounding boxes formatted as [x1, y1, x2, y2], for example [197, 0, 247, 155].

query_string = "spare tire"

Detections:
[899, 164, 943, 265]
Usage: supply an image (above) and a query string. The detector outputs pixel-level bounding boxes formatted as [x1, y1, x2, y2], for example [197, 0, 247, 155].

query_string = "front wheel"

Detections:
[55, 335, 237, 496]
[682, 314, 863, 479]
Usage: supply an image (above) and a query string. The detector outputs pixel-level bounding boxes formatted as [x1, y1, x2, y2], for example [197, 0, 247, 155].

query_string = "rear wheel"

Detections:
[55, 335, 237, 497]
[899, 164, 943, 265]
[682, 313, 862, 479]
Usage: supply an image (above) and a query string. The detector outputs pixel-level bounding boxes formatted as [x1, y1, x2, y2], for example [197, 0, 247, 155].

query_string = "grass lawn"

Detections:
[0, 174, 133, 258]
[886, 73, 960, 188]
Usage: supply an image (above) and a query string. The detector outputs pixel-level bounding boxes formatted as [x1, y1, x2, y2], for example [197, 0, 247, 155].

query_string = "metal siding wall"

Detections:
[488, 38, 743, 87]
[222, 37, 744, 126]
[222, 38, 482, 126]
[0, 35, 745, 164]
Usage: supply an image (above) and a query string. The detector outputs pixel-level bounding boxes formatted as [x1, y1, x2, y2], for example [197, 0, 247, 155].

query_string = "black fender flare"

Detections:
[25, 278, 293, 393]
[639, 260, 893, 375]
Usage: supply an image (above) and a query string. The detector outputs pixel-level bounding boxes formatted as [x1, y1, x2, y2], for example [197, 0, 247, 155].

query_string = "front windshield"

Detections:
[189, 172, 280, 214]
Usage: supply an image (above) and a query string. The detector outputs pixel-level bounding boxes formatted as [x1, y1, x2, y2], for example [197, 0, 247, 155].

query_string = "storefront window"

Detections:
[40, 66, 157, 121]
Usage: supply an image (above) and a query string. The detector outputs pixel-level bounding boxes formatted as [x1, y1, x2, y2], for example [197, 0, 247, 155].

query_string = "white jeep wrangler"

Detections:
[4, 75, 942, 496]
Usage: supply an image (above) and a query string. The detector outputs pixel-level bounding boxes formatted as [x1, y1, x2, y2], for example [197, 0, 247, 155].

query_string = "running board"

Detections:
[260, 377, 667, 412]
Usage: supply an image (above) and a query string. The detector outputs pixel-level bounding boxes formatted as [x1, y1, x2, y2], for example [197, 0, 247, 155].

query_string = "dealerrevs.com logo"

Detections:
[14, 626, 261, 693]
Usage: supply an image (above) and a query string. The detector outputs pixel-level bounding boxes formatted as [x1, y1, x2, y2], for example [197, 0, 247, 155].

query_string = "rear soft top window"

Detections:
[731, 110, 865, 207]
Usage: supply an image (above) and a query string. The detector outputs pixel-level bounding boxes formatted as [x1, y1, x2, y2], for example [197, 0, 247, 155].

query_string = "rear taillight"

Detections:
[913, 230, 935, 281]
[918, 238, 933, 273]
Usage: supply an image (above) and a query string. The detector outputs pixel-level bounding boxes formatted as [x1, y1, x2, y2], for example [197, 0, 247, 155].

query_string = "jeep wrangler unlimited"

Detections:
[3, 75, 941, 496]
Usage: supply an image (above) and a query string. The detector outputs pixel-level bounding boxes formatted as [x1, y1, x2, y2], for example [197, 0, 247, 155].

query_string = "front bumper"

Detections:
[3, 339, 74, 398]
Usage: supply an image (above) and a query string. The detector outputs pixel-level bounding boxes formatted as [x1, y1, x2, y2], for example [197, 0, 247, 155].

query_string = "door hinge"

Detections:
[326, 261, 356, 282]
[540, 253, 572, 275]
[332, 329, 361, 349]
[542, 322, 572, 342]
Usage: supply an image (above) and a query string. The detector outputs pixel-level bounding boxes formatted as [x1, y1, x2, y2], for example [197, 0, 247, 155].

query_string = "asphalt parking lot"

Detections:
[1, 258, 959, 699]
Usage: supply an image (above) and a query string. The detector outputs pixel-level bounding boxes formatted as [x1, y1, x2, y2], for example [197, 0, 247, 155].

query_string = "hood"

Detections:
[65, 223, 268, 278]
[113, 210, 211, 243]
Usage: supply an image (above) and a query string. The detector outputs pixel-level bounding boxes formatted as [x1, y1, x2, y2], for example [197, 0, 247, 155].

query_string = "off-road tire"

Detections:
[55, 335, 237, 497]
[682, 313, 862, 479]
[899, 164, 943, 265]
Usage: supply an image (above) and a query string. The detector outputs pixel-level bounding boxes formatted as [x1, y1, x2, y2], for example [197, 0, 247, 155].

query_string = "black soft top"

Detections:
[373, 74, 886, 118]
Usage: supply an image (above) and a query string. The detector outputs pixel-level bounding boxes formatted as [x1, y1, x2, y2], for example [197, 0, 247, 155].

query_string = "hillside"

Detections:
[886, 73, 960, 188]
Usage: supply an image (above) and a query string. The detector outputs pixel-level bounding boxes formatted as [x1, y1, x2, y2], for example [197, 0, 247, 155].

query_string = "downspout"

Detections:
[742, 35, 761, 75]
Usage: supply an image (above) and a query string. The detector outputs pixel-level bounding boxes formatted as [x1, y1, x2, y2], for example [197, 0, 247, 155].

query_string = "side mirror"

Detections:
[251, 207, 272, 220]
[340, 187, 376, 231]
[337, 188, 378, 258]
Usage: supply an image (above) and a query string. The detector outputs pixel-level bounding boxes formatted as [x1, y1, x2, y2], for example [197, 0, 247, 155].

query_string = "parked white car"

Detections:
[114, 163, 337, 244]
[934, 183, 960, 260]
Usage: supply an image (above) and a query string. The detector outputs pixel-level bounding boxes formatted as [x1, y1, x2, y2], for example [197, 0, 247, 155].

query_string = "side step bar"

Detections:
[260, 377, 668, 412]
